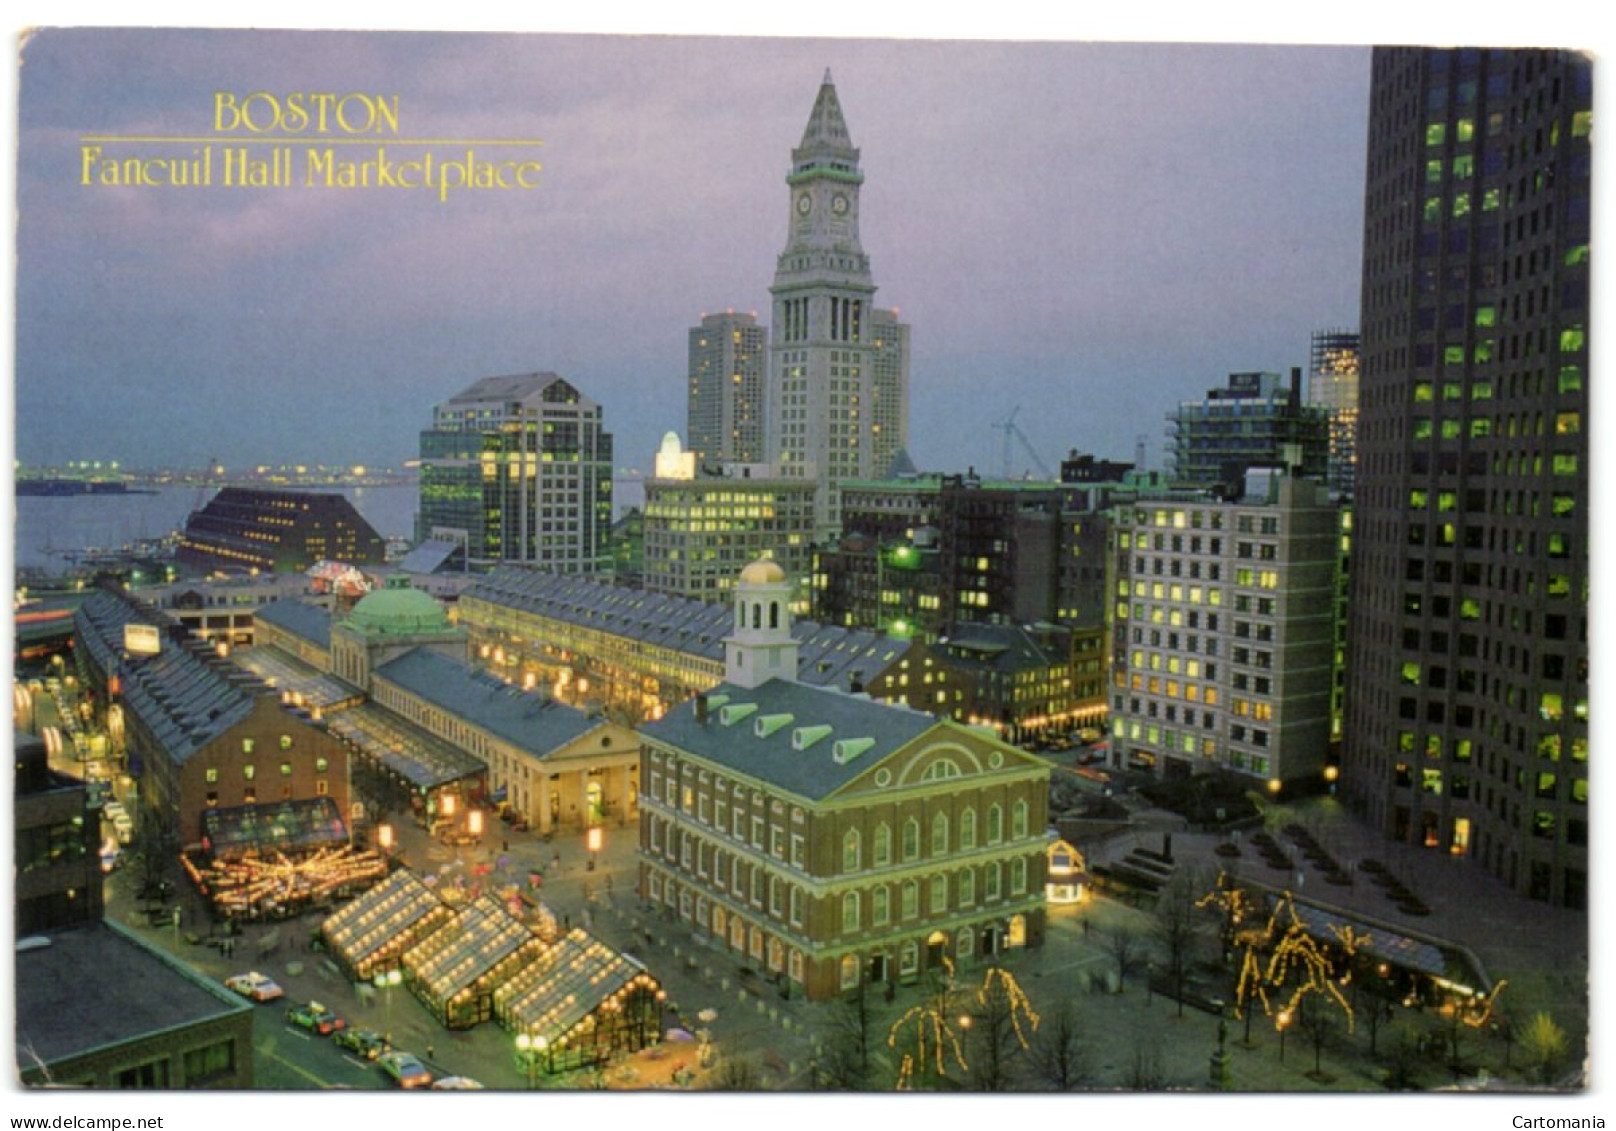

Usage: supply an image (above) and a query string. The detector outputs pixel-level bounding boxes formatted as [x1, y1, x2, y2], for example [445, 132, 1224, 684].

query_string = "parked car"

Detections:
[334, 1029, 390, 1060]
[286, 1001, 345, 1035]
[378, 1051, 433, 1089]
[224, 971, 284, 1002]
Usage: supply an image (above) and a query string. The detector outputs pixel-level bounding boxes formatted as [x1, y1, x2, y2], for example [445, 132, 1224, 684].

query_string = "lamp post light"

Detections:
[374, 968, 402, 1033]
[1276, 1008, 1292, 1064]
[515, 1032, 547, 1088]
[586, 824, 603, 871]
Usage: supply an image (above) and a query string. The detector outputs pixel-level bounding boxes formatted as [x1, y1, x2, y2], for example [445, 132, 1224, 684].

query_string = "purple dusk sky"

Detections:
[15, 29, 1371, 480]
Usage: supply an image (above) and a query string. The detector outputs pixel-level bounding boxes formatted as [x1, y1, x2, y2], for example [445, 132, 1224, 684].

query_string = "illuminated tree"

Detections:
[963, 967, 1039, 1091]
[1518, 1011, 1570, 1085]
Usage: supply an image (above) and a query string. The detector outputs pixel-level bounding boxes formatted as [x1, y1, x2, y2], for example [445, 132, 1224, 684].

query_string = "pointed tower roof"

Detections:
[792, 71, 860, 175]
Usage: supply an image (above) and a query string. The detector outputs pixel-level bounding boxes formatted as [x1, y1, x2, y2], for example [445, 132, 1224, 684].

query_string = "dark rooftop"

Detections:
[639, 678, 939, 801]
[15, 922, 250, 1072]
[253, 598, 334, 650]
[465, 567, 911, 690]
[373, 649, 601, 754]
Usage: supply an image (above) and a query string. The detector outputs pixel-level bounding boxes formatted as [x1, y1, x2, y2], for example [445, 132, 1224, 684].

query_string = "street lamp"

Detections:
[516, 1032, 548, 1088]
[374, 968, 402, 1034]
[1276, 1008, 1292, 1064]
[586, 824, 603, 872]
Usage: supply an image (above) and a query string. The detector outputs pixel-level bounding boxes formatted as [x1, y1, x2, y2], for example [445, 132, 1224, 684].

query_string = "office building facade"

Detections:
[1109, 472, 1341, 788]
[1308, 329, 1362, 498]
[1345, 48, 1590, 908]
[688, 311, 768, 468]
[417, 373, 613, 573]
[1167, 371, 1329, 494]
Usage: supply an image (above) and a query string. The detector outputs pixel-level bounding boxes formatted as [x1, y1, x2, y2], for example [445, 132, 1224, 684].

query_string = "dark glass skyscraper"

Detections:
[1344, 48, 1591, 907]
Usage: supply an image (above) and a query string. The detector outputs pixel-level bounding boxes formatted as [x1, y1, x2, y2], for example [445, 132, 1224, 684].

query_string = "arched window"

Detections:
[873, 823, 892, 867]
[842, 891, 861, 931]
[902, 818, 920, 860]
[987, 803, 1003, 844]
[920, 758, 961, 782]
[929, 874, 947, 912]
[902, 880, 919, 919]
[840, 954, 860, 989]
[770, 602, 780, 629]
[1011, 857, 1027, 894]
[752, 603, 762, 630]
[959, 808, 977, 849]
[843, 828, 861, 872]
[872, 885, 890, 925]
[931, 812, 949, 855]
[1012, 799, 1029, 839]
[956, 928, 973, 959]
[985, 862, 1001, 900]
[958, 867, 975, 906]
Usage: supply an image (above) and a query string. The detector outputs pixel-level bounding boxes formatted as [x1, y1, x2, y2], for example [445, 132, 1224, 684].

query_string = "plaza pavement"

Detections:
[107, 791, 1587, 1094]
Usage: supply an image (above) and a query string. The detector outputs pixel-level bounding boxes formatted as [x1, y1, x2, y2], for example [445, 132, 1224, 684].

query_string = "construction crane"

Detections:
[994, 407, 1053, 481]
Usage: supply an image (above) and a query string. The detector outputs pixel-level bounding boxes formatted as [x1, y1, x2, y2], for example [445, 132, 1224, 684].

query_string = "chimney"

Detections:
[695, 692, 709, 724]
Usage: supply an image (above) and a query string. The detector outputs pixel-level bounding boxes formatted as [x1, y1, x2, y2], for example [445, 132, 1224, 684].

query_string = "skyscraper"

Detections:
[688, 311, 767, 467]
[766, 71, 910, 538]
[1345, 48, 1590, 908]
[416, 372, 614, 573]
[1307, 329, 1361, 499]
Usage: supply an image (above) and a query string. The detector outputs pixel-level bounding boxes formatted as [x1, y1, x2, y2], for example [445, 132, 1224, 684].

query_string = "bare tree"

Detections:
[815, 978, 878, 1090]
[1153, 874, 1204, 1018]
[710, 1054, 763, 1091]
[1128, 1035, 1165, 1090]
[1297, 997, 1337, 1080]
[1023, 1001, 1088, 1091]
[1108, 924, 1142, 993]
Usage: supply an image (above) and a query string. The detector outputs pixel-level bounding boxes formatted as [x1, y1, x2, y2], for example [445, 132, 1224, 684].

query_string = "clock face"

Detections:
[796, 193, 812, 216]
[832, 193, 849, 215]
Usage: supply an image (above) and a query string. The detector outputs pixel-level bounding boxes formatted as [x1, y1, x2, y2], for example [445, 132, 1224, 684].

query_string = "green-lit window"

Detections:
[1401, 662, 1421, 686]
[1452, 155, 1473, 179]
[1460, 598, 1481, 620]
[1572, 110, 1592, 138]
[206, 768, 219, 784]
[1482, 188, 1500, 211]
[1552, 494, 1575, 517]
[1426, 159, 1443, 184]
[1437, 491, 1456, 512]
[1561, 326, 1586, 352]
[1425, 122, 1446, 146]
[1546, 575, 1571, 598]
[1540, 694, 1564, 722]
[1558, 367, 1583, 394]
[1414, 419, 1433, 440]
[1452, 194, 1470, 218]
[242, 764, 255, 781]
[1553, 454, 1578, 476]
[1564, 244, 1589, 267]
[1422, 769, 1443, 795]
[1572, 780, 1589, 805]
[1456, 118, 1474, 142]
[1475, 305, 1496, 327]
[1413, 382, 1434, 403]
[1444, 345, 1465, 366]
[1442, 381, 1462, 401]
[1409, 489, 1428, 509]
[1470, 419, 1491, 438]
[1556, 412, 1581, 435]
[1474, 342, 1493, 365]
[1455, 740, 1473, 763]
[1441, 420, 1462, 440]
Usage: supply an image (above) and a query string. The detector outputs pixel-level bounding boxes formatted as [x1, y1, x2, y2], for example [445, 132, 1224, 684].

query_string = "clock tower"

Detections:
[766, 71, 908, 539]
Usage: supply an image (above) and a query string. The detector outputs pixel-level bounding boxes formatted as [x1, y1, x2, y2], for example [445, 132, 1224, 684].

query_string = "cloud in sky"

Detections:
[15, 29, 1369, 480]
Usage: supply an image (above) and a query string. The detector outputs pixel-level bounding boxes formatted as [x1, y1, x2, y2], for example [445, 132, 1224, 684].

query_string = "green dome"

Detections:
[345, 576, 452, 636]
